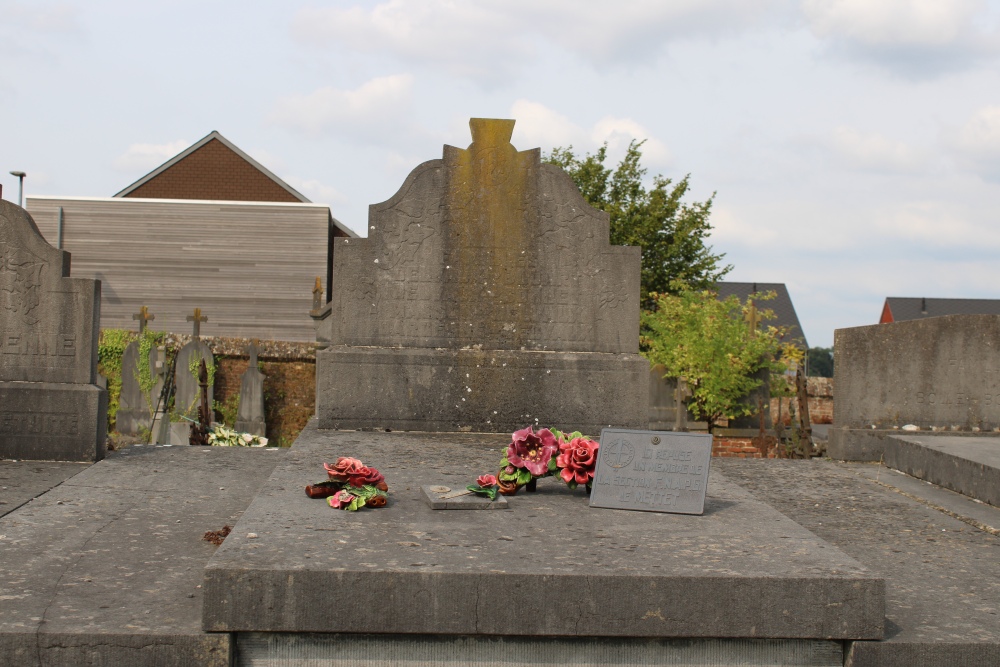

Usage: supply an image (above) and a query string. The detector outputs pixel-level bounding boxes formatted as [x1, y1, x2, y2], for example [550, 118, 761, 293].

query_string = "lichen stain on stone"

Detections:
[446, 118, 536, 353]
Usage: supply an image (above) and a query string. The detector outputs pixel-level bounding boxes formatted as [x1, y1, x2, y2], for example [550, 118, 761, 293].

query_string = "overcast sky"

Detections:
[3, 1, 1000, 347]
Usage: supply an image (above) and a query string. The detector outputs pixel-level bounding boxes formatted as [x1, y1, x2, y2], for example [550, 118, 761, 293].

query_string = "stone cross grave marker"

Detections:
[317, 117, 649, 434]
[0, 199, 107, 461]
[186, 307, 208, 338]
[174, 338, 213, 421]
[589, 428, 713, 515]
[673, 377, 691, 432]
[235, 342, 266, 436]
[132, 305, 154, 333]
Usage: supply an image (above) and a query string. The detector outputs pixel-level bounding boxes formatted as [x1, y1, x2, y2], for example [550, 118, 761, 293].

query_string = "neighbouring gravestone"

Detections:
[0, 199, 107, 461]
[830, 315, 1000, 460]
[235, 343, 266, 436]
[317, 118, 648, 433]
[589, 428, 713, 514]
[173, 339, 213, 421]
[115, 340, 146, 434]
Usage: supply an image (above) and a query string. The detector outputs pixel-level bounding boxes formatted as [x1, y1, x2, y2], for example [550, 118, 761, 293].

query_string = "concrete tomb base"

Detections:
[0, 382, 107, 461]
[203, 423, 885, 640]
[317, 347, 650, 434]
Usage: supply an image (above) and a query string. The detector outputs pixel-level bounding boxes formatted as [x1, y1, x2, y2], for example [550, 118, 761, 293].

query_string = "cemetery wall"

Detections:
[770, 377, 834, 425]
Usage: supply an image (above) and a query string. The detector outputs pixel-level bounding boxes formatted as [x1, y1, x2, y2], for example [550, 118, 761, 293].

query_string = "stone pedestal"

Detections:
[318, 347, 649, 434]
[0, 383, 106, 461]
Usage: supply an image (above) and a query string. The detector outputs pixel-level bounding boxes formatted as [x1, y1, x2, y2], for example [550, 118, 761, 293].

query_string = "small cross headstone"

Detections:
[673, 377, 691, 432]
[235, 342, 267, 436]
[132, 305, 154, 333]
[312, 277, 323, 312]
[186, 307, 208, 339]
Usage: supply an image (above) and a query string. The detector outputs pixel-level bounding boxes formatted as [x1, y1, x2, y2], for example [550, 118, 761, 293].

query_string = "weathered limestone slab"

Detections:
[318, 347, 648, 434]
[0, 199, 106, 461]
[235, 344, 266, 436]
[717, 459, 1000, 667]
[174, 339, 213, 420]
[203, 424, 885, 639]
[835, 315, 1000, 431]
[318, 118, 647, 432]
[883, 434, 1000, 506]
[116, 340, 152, 435]
[0, 444, 285, 667]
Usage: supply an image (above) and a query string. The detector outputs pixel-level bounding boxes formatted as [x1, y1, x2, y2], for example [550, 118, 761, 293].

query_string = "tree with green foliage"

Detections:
[807, 346, 834, 378]
[545, 141, 730, 307]
[641, 285, 798, 432]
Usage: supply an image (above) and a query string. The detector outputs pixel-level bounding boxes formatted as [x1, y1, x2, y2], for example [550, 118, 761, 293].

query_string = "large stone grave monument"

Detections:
[830, 314, 1000, 460]
[317, 118, 648, 433]
[0, 199, 107, 461]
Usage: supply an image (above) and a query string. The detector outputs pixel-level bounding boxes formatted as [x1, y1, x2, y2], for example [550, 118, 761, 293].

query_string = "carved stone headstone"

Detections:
[173, 340, 213, 421]
[116, 341, 166, 437]
[235, 344, 266, 436]
[589, 428, 713, 514]
[317, 118, 648, 433]
[0, 199, 107, 461]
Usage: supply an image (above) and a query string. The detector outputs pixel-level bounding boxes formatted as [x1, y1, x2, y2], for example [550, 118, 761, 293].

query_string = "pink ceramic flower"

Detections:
[327, 489, 356, 509]
[476, 474, 498, 488]
[324, 457, 364, 482]
[556, 437, 600, 485]
[506, 427, 558, 477]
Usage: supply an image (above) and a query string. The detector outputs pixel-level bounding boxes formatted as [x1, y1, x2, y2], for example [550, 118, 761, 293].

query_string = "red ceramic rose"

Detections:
[556, 437, 600, 486]
[506, 427, 558, 476]
[476, 474, 497, 488]
[347, 466, 385, 488]
[324, 457, 363, 482]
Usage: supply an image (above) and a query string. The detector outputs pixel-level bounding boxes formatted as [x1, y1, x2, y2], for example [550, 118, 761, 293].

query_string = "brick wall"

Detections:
[712, 436, 779, 459]
[123, 138, 302, 202]
[770, 376, 834, 425]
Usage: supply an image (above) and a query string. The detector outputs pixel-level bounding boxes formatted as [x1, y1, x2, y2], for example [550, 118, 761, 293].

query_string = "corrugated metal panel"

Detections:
[27, 197, 329, 342]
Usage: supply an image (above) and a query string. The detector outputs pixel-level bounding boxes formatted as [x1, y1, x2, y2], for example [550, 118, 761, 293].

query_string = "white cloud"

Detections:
[284, 177, 348, 205]
[801, 0, 999, 77]
[872, 199, 1000, 249]
[113, 140, 189, 172]
[509, 99, 671, 167]
[951, 105, 1000, 181]
[270, 74, 414, 138]
[828, 126, 927, 172]
[290, 0, 785, 84]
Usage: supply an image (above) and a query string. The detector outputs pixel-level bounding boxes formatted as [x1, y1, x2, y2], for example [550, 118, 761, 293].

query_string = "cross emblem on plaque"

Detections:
[132, 305, 155, 333]
[186, 308, 208, 338]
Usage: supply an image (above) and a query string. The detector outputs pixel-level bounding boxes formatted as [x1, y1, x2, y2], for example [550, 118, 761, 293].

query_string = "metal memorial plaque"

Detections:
[589, 428, 713, 515]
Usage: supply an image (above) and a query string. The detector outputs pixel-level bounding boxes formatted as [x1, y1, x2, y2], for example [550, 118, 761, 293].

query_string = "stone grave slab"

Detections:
[0, 199, 106, 461]
[174, 339, 214, 420]
[0, 444, 285, 667]
[203, 422, 885, 640]
[589, 429, 712, 514]
[317, 118, 648, 433]
[116, 339, 153, 435]
[234, 344, 266, 436]
[882, 434, 1000, 506]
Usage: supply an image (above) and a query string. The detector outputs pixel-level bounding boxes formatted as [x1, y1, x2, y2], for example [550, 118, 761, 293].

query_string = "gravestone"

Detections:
[173, 339, 213, 421]
[117, 338, 166, 437]
[830, 315, 1000, 460]
[234, 343, 266, 436]
[589, 428, 713, 514]
[317, 118, 648, 433]
[0, 199, 107, 461]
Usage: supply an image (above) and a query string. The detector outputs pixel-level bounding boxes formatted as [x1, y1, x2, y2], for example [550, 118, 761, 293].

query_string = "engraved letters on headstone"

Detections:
[589, 428, 712, 515]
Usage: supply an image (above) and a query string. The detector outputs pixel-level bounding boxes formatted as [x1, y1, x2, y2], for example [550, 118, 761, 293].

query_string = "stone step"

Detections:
[885, 435, 1000, 506]
[203, 423, 885, 640]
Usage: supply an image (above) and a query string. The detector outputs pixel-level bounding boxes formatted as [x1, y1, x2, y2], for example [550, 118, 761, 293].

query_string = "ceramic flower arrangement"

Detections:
[471, 426, 600, 499]
[207, 423, 268, 447]
[305, 456, 389, 511]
